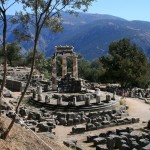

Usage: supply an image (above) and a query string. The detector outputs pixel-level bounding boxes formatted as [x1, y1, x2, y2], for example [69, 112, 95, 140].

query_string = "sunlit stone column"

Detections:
[62, 54, 67, 78]
[73, 54, 78, 79]
[95, 88, 101, 103]
[52, 55, 57, 90]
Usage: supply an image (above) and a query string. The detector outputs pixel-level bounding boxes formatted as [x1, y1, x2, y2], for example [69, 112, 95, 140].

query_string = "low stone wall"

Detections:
[28, 97, 119, 112]
[5, 79, 23, 91]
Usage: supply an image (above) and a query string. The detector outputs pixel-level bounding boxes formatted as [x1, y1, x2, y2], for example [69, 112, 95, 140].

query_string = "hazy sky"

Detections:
[6, 0, 150, 22]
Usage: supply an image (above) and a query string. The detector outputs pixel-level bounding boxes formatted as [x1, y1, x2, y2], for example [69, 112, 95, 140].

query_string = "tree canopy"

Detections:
[0, 43, 22, 66]
[100, 38, 148, 88]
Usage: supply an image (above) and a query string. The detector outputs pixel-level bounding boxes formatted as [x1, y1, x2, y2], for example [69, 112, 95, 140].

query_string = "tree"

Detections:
[78, 56, 105, 82]
[89, 59, 105, 82]
[0, 43, 22, 66]
[100, 38, 148, 88]
[0, 1, 19, 118]
[25, 50, 48, 76]
[78, 55, 91, 78]
[2, 0, 95, 139]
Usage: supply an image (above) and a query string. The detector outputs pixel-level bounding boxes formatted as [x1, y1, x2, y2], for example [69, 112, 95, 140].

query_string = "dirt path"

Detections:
[125, 97, 150, 122]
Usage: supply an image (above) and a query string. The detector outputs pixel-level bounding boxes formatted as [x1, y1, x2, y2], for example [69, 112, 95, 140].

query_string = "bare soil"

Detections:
[0, 116, 70, 150]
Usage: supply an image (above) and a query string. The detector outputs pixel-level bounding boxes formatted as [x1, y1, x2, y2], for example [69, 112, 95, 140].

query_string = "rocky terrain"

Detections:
[1, 92, 150, 150]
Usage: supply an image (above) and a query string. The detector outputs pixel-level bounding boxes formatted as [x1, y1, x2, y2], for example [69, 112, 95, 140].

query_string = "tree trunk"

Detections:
[1, 114, 16, 139]
[0, 11, 7, 116]
[1, 31, 39, 140]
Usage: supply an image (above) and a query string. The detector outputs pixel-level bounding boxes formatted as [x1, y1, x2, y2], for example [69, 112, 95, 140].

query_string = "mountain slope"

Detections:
[45, 14, 150, 60]
[1, 12, 150, 60]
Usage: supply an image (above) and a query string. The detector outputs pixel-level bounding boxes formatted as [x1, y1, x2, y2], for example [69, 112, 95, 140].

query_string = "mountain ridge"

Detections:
[1, 12, 150, 60]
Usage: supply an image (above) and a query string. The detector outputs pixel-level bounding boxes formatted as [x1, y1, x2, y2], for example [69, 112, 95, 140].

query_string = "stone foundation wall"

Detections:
[3, 79, 23, 91]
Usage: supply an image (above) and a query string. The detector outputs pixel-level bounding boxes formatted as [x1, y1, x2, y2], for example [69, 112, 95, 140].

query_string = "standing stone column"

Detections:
[73, 96, 77, 106]
[52, 55, 57, 90]
[62, 54, 67, 78]
[112, 91, 116, 100]
[38, 94, 43, 101]
[32, 89, 36, 99]
[37, 86, 42, 95]
[57, 96, 62, 105]
[106, 94, 111, 102]
[85, 94, 90, 106]
[45, 95, 50, 103]
[73, 55, 78, 79]
[95, 88, 101, 103]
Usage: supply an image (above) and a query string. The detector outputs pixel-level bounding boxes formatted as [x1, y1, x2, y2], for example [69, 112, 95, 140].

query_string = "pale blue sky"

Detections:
[6, 0, 150, 22]
[87, 0, 150, 21]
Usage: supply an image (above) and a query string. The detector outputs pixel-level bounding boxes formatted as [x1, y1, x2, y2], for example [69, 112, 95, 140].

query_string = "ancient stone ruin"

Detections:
[51, 46, 79, 91]
[27, 46, 120, 113]
[64, 121, 150, 150]
[2, 46, 150, 150]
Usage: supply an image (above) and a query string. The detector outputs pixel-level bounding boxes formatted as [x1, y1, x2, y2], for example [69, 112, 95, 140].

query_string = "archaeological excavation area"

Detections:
[1, 46, 150, 150]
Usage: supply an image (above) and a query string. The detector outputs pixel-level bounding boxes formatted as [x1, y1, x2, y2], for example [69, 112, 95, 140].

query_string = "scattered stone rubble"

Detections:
[2, 87, 13, 98]
[1, 102, 138, 136]
[56, 107, 130, 128]
[6, 107, 56, 133]
[71, 116, 139, 134]
[0, 66, 46, 92]
[64, 121, 150, 150]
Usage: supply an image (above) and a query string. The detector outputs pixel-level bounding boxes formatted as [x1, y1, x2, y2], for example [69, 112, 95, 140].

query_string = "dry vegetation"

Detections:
[0, 116, 69, 150]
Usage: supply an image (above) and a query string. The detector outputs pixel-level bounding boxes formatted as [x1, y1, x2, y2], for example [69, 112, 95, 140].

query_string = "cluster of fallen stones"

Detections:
[1, 103, 138, 135]
[1, 98, 140, 135]
[55, 106, 129, 127]
[64, 120, 150, 150]
[0, 101, 12, 113]
[5, 107, 56, 133]
[53, 106, 139, 135]
[72, 117, 139, 135]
